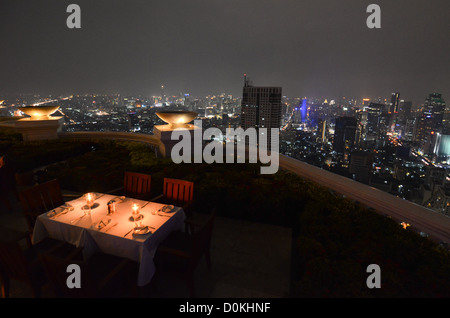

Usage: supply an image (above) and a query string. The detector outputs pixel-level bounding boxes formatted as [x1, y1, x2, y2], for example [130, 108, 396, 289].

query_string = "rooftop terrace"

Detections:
[1, 128, 449, 297]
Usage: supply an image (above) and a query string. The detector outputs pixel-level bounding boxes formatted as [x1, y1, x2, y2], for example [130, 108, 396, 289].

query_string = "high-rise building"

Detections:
[240, 75, 282, 148]
[317, 119, 327, 143]
[390, 92, 400, 113]
[387, 92, 400, 132]
[396, 100, 412, 137]
[416, 93, 446, 153]
[349, 150, 373, 183]
[365, 102, 384, 141]
[333, 116, 357, 154]
[161, 85, 166, 104]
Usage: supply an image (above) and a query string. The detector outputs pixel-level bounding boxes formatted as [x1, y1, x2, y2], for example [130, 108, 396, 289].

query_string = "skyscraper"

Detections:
[390, 92, 400, 113]
[365, 102, 384, 142]
[388, 92, 401, 132]
[416, 93, 446, 154]
[317, 119, 327, 143]
[397, 100, 412, 137]
[333, 116, 357, 154]
[240, 75, 282, 148]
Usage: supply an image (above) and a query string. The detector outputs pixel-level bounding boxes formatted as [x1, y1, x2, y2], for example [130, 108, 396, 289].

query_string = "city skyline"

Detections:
[0, 1, 449, 106]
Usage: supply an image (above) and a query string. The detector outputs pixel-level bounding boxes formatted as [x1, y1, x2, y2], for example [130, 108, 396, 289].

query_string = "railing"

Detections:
[279, 154, 450, 244]
[58, 131, 161, 149]
[58, 131, 450, 244]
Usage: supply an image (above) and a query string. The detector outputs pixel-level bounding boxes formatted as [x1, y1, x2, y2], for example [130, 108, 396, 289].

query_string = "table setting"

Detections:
[32, 192, 186, 286]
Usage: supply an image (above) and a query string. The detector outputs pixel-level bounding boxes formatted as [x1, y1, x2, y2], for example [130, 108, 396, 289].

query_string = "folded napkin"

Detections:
[95, 218, 112, 230]
[47, 204, 73, 217]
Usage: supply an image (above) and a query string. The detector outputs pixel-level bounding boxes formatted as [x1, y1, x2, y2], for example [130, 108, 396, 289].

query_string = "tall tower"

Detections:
[161, 85, 166, 104]
[240, 75, 282, 149]
[333, 116, 357, 154]
[390, 92, 400, 113]
[416, 93, 446, 154]
[241, 75, 282, 130]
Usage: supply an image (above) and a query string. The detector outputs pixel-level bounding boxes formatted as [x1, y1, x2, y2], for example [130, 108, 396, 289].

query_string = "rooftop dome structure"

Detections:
[156, 111, 197, 128]
[18, 105, 60, 119]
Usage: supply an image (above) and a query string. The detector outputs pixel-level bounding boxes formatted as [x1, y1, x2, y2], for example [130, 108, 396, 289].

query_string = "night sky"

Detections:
[1, 0, 449, 106]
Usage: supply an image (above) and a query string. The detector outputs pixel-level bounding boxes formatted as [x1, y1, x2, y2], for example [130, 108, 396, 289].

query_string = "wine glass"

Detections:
[131, 203, 142, 226]
[85, 192, 95, 215]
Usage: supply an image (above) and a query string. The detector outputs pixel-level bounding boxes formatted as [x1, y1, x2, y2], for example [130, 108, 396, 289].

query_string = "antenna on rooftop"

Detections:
[244, 74, 253, 87]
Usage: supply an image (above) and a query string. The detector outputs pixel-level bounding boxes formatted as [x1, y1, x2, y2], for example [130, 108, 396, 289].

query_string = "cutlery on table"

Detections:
[104, 222, 118, 232]
[123, 228, 134, 237]
[51, 210, 70, 218]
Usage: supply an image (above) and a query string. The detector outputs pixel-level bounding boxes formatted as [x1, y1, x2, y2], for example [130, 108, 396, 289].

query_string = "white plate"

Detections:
[133, 226, 152, 235]
[161, 205, 175, 213]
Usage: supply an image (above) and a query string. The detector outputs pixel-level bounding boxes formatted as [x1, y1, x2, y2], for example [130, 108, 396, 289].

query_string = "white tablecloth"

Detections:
[32, 193, 186, 287]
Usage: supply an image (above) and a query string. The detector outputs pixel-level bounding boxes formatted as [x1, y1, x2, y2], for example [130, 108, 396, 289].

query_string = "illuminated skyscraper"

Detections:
[317, 119, 327, 143]
[416, 93, 446, 153]
[390, 92, 400, 113]
[161, 85, 166, 104]
[365, 102, 384, 142]
[240, 75, 282, 148]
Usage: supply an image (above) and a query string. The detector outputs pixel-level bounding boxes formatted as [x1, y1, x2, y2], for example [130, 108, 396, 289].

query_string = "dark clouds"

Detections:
[0, 0, 449, 105]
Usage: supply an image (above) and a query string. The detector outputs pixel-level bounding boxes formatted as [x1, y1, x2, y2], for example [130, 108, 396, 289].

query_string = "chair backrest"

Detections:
[19, 179, 64, 231]
[124, 172, 152, 199]
[163, 178, 194, 205]
[0, 155, 16, 188]
[0, 239, 31, 282]
[190, 210, 215, 266]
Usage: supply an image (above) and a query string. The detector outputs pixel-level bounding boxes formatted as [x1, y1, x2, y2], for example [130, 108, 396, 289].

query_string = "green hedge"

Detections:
[11, 138, 450, 297]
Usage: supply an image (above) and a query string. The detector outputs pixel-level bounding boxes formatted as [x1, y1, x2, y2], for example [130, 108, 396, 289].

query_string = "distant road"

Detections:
[279, 154, 450, 244]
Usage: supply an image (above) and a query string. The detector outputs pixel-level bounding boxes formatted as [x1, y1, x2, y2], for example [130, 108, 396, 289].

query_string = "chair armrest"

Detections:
[150, 194, 164, 202]
[157, 246, 191, 259]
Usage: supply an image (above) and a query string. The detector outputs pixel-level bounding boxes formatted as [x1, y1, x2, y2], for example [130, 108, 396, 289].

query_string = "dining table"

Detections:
[32, 192, 186, 287]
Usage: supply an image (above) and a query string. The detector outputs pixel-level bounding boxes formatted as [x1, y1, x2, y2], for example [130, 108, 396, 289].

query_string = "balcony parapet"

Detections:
[279, 154, 450, 244]
[52, 131, 450, 244]
[58, 131, 161, 148]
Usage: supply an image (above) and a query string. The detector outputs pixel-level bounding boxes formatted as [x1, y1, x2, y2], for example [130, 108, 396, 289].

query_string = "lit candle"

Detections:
[132, 203, 139, 215]
[86, 193, 94, 206]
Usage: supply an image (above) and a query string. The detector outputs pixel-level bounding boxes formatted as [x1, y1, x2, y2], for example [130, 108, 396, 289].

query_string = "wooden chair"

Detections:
[18, 179, 75, 251]
[123, 171, 152, 200]
[154, 209, 216, 297]
[19, 179, 65, 233]
[0, 154, 18, 211]
[0, 227, 74, 298]
[152, 178, 195, 231]
[39, 249, 138, 298]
